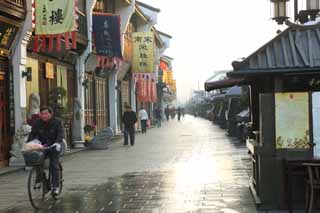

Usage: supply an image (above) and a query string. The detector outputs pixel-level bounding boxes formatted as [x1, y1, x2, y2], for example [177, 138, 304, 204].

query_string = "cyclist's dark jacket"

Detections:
[27, 117, 64, 146]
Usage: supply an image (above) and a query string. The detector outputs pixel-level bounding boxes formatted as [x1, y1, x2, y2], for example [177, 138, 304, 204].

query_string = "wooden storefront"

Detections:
[26, 55, 77, 148]
[228, 23, 320, 211]
[84, 71, 110, 133]
[0, 1, 25, 167]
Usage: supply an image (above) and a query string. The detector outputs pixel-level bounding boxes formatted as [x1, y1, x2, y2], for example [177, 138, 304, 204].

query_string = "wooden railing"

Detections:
[5, 0, 24, 8]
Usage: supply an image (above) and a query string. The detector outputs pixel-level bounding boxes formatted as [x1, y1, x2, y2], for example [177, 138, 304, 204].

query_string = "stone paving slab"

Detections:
[0, 116, 309, 212]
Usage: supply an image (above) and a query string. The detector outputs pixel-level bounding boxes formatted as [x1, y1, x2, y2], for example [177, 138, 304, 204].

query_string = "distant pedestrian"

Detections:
[165, 106, 170, 121]
[177, 107, 182, 121]
[170, 107, 176, 119]
[122, 105, 137, 146]
[139, 106, 149, 134]
[154, 107, 162, 128]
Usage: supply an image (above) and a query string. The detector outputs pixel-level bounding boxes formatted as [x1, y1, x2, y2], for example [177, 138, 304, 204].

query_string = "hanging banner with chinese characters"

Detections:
[134, 73, 157, 103]
[34, 0, 77, 52]
[93, 13, 122, 69]
[132, 32, 154, 73]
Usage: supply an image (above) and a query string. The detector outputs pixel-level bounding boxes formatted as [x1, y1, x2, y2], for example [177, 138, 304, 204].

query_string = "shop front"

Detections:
[83, 68, 110, 133]
[25, 54, 77, 148]
[227, 23, 320, 211]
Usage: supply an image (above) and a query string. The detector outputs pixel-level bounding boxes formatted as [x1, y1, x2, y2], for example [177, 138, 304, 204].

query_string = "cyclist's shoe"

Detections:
[52, 188, 59, 197]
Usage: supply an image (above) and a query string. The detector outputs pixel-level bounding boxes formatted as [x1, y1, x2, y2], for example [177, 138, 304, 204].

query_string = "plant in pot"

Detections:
[83, 124, 96, 145]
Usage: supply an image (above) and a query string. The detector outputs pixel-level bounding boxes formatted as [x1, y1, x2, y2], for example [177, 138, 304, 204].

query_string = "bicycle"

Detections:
[23, 145, 63, 210]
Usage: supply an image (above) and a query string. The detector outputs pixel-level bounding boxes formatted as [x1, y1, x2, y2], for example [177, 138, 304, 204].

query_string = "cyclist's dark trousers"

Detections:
[46, 149, 60, 189]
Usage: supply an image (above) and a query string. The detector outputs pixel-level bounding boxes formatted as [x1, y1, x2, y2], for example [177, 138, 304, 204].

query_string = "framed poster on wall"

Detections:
[275, 92, 310, 149]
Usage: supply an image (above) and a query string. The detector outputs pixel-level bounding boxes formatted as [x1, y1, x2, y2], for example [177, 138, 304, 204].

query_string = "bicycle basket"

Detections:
[23, 150, 45, 166]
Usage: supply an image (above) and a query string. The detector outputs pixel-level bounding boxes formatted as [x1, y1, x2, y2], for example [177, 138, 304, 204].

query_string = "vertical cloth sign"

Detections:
[132, 32, 155, 73]
[92, 13, 122, 69]
[35, 0, 75, 34]
[34, 0, 76, 52]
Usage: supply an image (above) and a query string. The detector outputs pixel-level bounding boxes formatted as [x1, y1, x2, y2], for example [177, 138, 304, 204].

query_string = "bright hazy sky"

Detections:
[139, 0, 290, 103]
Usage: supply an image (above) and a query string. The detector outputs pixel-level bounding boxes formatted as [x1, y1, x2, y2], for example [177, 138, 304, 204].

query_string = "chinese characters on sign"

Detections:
[132, 32, 155, 73]
[0, 22, 18, 51]
[34, 0, 76, 52]
[93, 14, 122, 57]
[92, 14, 122, 68]
[35, 0, 75, 35]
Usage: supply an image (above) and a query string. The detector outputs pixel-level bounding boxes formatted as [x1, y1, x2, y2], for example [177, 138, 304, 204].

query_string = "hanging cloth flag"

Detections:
[34, 0, 77, 52]
[132, 32, 155, 73]
[93, 13, 122, 69]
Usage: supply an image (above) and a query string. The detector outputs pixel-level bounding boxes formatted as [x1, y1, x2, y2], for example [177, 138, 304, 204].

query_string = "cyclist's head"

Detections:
[39, 106, 54, 122]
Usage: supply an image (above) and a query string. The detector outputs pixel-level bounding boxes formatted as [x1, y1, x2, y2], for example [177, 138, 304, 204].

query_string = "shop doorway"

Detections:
[0, 65, 10, 167]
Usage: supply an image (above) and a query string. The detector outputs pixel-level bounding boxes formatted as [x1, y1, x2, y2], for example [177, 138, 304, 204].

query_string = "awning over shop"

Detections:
[229, 22, 320, 77]
[204, 77, 245, 91]
[227, 67, 320, 78]
[225, 86, 242, 97]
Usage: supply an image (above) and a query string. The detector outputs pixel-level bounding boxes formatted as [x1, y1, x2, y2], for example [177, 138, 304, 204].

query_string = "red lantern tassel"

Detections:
[48, 35, 54, 52]
[33, 35, 39, 52]
[72, 31, 77, 49]
[56, 34, 62, 51]
[41, 35, 46, 52]
[65, 32, 70, 49]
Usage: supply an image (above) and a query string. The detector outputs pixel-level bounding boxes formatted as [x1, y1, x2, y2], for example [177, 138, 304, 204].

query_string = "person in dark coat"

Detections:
[122, 105, 138, 146]
[154, 107, 162, 128]
[27, 106, 64, 196]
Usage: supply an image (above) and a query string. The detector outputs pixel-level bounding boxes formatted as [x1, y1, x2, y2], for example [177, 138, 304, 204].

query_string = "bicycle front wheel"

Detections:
[28, 167, 46, 209]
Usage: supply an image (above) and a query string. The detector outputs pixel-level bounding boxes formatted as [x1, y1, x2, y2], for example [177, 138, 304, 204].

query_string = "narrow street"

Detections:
[0, 116, 254, 213]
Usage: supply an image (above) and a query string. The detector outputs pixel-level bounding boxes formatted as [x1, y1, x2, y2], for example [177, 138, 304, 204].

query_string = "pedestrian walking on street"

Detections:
[27, 106, 64, 196]
[154, 107, 162, 128]
[139, 106, 149, 134]
[165, 106, 170, 121]
[122, 105, 138, 146]
[177, 107, 182, 121]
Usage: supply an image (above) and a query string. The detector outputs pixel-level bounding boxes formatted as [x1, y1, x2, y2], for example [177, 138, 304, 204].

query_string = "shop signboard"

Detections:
[0, 20, 18, 51]
[132, 32, 154, 73]
[275, 92, 310, 149]
[45, 62, 54, 79]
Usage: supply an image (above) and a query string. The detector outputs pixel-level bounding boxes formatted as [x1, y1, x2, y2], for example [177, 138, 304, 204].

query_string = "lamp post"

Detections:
[271, 0, 290, 24]
[271, 0, 320, 24]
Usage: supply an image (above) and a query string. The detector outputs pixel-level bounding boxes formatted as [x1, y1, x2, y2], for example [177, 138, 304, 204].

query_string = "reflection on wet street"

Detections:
[2, 116, 254, 213]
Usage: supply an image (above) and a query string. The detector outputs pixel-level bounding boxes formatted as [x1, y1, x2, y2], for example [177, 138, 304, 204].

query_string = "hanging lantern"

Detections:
[271, 0, 289, 24]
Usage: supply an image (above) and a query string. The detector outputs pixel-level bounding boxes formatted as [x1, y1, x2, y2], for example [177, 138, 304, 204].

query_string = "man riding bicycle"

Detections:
[27, 106, 64, 196]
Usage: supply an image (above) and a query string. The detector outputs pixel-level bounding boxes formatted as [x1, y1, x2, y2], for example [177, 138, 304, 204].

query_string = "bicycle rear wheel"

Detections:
[28, 167, 46, 209]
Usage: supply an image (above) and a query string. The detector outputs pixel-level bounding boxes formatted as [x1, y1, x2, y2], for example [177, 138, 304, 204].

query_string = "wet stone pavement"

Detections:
[0, 115, 256, 213]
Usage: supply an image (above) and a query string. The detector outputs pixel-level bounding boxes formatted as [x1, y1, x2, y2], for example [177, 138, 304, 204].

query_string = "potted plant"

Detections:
[83, 124, 96, 145]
